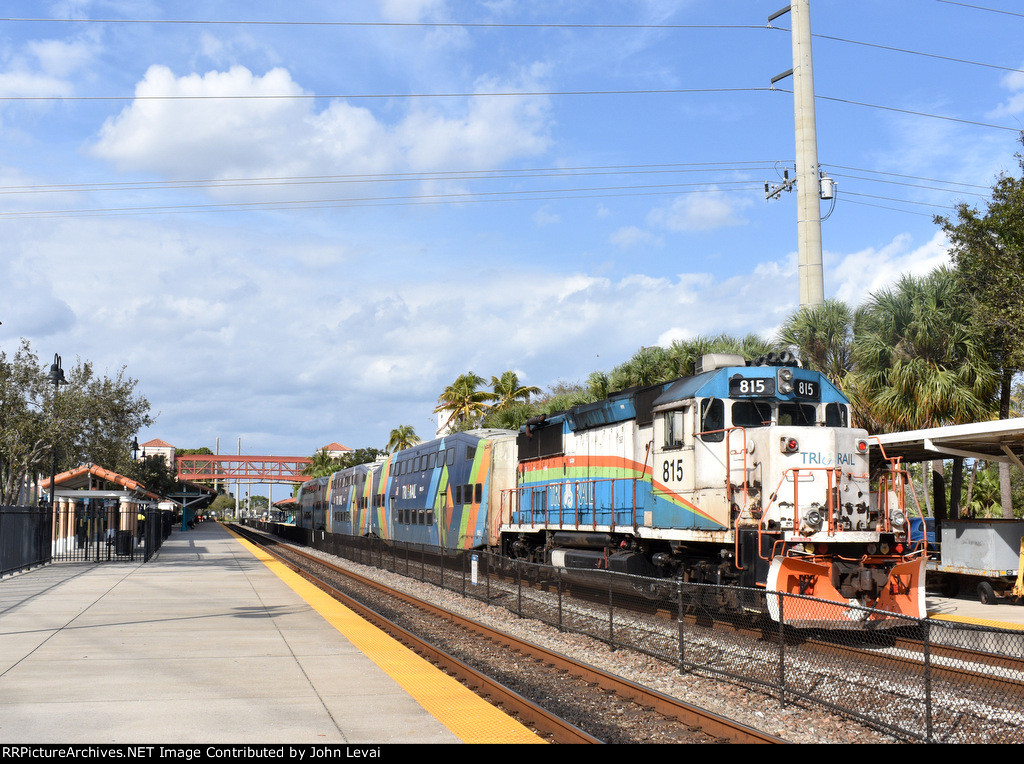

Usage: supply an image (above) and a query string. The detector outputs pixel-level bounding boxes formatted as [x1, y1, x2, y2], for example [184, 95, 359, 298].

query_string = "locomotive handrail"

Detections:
[757, 462, 925, 564]
[758, 466, 859, 563]
[503, 476, 642, 531]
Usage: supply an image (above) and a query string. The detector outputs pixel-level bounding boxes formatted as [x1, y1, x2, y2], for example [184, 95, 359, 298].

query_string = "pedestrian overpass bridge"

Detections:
[175, 454, 312, 484]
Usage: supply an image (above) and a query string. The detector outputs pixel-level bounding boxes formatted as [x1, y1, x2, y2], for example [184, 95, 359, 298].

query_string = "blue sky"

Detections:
[2, 0, 1023, 489]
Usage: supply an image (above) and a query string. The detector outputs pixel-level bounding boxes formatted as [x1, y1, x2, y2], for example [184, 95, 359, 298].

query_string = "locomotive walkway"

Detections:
[0, 522, 542, 745]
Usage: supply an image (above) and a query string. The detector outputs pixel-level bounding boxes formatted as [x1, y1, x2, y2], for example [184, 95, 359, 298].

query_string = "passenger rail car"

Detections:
[297, 430, 517, 549]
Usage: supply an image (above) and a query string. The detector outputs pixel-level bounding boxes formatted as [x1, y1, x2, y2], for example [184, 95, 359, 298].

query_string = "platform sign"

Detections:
[471, 553, 479, 586]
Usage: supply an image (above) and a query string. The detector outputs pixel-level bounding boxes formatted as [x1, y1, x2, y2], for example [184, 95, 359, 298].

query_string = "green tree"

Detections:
[776, 300, 874, 427]
[386, 425, 420, 453]
[302, 448, 339, 479]
[0, 339, 153, 505]
[938, 137, 1024, 420]
[335, 447, 385, 470]
[850, 268, 997, 434]
[776, 299, 858, 387]
[849, 268, 999, 521]
[434, 372, 492, 432]
[937, 135, 1024, 516]
[488, 371, 541, 411]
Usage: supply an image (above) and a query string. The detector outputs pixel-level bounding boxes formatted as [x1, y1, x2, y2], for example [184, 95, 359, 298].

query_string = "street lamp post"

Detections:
[47, 354, 66, 510]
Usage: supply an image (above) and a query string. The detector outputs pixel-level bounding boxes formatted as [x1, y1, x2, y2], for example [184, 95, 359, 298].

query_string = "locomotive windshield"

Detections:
[693, 397, 851, 439]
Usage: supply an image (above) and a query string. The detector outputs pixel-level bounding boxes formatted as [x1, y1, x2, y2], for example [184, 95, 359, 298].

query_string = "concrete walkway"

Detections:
[0, 523, 484, 744]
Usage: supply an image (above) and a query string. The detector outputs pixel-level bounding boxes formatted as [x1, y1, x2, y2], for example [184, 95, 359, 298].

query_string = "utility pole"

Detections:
[768, 0, 825, 309]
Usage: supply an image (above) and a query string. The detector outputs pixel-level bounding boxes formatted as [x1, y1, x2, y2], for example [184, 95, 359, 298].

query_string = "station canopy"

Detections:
[872, 417, 1024, 471]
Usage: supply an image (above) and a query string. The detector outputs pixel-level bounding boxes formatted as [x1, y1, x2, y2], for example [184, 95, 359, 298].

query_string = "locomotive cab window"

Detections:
[779, 403, 817, 426]
[662, 410, 685, 449]
[731, 401, 773, 428]
[825, 403, 849, 428]
[699, 398, 724, 442]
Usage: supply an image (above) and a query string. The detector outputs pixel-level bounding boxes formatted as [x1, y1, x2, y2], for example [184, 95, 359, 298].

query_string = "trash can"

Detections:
[115, 530, 132, 556]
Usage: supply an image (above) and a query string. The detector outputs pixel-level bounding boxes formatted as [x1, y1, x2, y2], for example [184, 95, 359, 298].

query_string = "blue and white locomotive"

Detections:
[503, 353, 924, 623]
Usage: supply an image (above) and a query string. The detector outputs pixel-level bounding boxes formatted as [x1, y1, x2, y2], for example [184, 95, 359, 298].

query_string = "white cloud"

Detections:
[88, 64, 552, 187]
[647, 190, 751, 232]
[992, 61, 1024, 117]
[610, 225, 660, 249]
[533, 206, 560, 226]
[830, 231, 951, 306]
[378, 0, 449, 22]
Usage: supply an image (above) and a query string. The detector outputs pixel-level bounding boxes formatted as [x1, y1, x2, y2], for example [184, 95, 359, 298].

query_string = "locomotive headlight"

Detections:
[889, 509, 907, 528]
[803, 508, 823, 531]
[777, 368, 794, 395]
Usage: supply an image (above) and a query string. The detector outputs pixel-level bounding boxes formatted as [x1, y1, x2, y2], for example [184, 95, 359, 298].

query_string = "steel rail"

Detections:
[234, 525, 785, 744]
[232, 525, 599, 743]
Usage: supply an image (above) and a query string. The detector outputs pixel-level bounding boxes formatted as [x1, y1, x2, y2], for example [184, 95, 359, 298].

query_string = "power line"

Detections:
[823, 163, 993, 190]
[772, 88, 1022, 132]
[0, 180, 765, 220]
[828, 171, 990, 198]
[808, 31, 1023, 75]
[0, 17, 764, 30]
[932, 1, 1024, 19]
[0, 86, 771, 102]
[0, 161, 781, 196]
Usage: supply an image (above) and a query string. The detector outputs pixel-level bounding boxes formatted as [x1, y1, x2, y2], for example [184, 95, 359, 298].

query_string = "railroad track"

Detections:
[230, 524, 785, 744]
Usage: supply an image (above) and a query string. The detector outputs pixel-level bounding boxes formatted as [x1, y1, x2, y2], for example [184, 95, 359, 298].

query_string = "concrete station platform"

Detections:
[0, 522, 542, 745]
[927, 590, 1024, 630]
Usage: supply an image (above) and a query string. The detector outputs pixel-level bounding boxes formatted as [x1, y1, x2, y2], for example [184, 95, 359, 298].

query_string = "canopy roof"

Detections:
[872, 418, 1024, 471]
[40, 463, 163, 501]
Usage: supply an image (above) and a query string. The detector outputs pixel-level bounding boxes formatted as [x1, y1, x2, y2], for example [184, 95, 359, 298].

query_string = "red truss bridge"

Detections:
[175, 455, 313, 484]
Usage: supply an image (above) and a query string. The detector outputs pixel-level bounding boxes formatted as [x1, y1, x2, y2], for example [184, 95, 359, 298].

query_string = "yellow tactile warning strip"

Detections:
[229, 530, 544, 744]
[930, 613, 1024, 631]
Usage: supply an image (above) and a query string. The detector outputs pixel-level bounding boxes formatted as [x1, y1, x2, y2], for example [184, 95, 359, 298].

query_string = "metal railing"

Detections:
[251, 519, 1024, 744]
[503, 475, 643, 531]
[0, 504, 172, 574]
[0, 505, 51, 576]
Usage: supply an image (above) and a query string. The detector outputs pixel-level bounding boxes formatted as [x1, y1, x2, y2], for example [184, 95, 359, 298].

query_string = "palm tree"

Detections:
[850, 267, 999, 521]
[302, 448, 339, 479]
[386, 425, 420, 453]
[434, 372, 492, 432]
[776, 300, 864, 421]
[851, 268, 997, 434]
[488, 371, 541, 411]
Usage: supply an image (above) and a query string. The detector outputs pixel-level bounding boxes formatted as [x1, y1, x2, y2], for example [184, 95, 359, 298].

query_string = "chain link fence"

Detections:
[253, 521, 1024, 743]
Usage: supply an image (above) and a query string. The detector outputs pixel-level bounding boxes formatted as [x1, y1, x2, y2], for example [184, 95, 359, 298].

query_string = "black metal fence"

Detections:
[0, 505, 51, 576]
[51, 502, 173, 563]
[251, 520, 1024, 744]
[0, 504, 173, 575]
